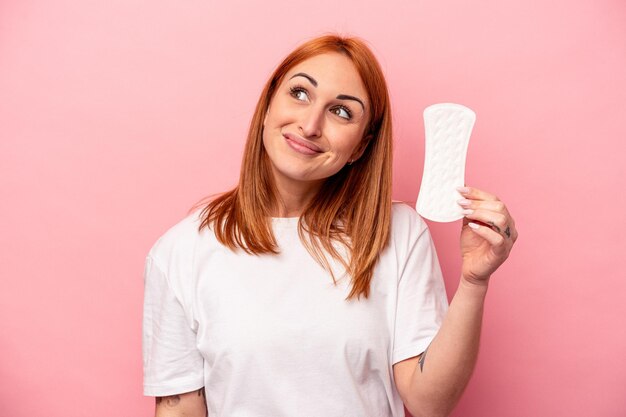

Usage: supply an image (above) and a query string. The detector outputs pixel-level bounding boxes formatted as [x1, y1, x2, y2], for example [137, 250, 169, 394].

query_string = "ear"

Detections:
[263, 102, 271, 127]
[350, 133, 373, 162]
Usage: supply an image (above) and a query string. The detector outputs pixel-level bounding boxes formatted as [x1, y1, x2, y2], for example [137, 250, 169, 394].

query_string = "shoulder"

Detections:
[390, 201, 429, 240]
[146, 208, 205, 272]
[386, 201, 433, 260]
[144, 209, 206, 325]
[376, 202, 436, 277]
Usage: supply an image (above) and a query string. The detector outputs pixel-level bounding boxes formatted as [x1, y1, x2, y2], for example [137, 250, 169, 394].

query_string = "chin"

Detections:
[275, 166, 317, 183]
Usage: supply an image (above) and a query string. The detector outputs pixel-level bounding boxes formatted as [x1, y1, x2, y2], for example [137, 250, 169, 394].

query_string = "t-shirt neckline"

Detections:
[271, 216, 300, 228]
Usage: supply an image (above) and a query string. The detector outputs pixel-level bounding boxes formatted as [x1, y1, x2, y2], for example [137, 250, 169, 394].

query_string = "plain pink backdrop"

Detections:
[1, 0, 625, 415]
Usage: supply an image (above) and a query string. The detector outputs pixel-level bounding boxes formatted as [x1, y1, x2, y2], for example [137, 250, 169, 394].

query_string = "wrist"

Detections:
[459, 275, 490, 296]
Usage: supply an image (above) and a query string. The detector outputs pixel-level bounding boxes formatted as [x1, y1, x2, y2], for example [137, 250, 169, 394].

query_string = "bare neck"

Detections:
[271, 175, 323, 218]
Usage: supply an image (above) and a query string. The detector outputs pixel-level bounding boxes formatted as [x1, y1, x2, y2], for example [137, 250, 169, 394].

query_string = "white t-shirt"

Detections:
[143, 202, 449, 416]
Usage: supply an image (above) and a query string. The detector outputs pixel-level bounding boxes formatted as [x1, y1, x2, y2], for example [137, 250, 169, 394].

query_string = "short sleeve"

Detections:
[392, 215, 449, 365]
[142, 255, 204, 396]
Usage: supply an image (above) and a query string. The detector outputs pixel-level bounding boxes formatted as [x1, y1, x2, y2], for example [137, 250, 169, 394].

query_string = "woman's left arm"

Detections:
[393, 186, 518, 417]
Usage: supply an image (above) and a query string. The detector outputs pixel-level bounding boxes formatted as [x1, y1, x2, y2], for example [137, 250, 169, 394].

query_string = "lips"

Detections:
[283, 133, 323, 155]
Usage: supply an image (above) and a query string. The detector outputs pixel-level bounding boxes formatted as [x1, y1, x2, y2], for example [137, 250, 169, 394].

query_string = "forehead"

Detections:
[285, 52, 367, 97]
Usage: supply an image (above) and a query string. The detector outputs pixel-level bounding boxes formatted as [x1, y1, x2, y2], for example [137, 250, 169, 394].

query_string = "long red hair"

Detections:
[191, 34, 393, 301]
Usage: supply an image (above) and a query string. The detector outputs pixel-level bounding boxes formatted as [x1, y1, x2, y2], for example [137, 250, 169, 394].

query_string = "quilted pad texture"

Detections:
[416, 103, 476, 222]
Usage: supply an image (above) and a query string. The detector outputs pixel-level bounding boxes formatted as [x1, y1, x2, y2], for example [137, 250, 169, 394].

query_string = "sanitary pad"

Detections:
[416, 103, 476, 222]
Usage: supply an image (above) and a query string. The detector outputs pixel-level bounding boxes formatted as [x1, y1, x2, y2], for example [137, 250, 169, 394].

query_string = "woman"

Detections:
[142, 34, 517, 417]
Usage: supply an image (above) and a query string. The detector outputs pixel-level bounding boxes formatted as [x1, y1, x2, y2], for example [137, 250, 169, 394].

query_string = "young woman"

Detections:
[142, 34, 517, 417]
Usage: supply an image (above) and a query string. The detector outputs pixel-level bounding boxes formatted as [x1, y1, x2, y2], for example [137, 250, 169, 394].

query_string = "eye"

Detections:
[331, 106, 352, 120]
[289, 86, 309, 102]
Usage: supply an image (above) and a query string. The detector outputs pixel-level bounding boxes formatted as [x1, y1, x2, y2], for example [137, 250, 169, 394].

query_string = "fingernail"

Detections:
[468, 222, 480, 229]
[461, 209, 474, 215]
[457, 187, 470, 194]
[457, 199, 472, 207]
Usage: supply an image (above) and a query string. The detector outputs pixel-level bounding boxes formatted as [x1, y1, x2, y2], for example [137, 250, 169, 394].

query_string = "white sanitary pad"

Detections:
[416, 103, 476, 222]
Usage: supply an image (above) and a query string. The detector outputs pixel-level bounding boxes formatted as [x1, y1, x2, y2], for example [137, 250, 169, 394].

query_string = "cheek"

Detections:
[265, 97, 295, 126]
[329, 128, 364, 155]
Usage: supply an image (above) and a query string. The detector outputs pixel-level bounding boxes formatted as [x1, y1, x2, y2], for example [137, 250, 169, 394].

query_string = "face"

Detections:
[262, 52, 370, 191]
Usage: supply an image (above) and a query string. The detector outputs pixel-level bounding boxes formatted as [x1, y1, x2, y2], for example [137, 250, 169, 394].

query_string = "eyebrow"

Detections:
[290, 73, 317, 87]
[336, 94, 365, 111]
[289, 72, 366, 111]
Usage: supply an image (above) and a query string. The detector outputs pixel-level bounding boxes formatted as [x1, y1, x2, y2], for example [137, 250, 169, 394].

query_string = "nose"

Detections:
[299, 105, 323, 139]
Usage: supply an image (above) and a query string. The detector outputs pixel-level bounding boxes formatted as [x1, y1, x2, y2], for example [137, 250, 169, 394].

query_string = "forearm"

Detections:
[155, 388, 207, 417]
[406, 278, 488, 417]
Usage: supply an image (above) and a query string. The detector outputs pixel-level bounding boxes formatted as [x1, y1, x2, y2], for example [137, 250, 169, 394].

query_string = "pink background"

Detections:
[1, 0, 625, 415]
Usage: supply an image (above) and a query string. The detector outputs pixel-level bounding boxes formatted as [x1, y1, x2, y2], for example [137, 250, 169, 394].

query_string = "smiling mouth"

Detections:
[283, 133, 323, 155]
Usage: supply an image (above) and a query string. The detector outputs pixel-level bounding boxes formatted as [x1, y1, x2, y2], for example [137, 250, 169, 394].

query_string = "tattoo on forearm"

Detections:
[418, 347, 429, 372]
[155, 395, 180, 407]
[155, 388, 206, 412]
